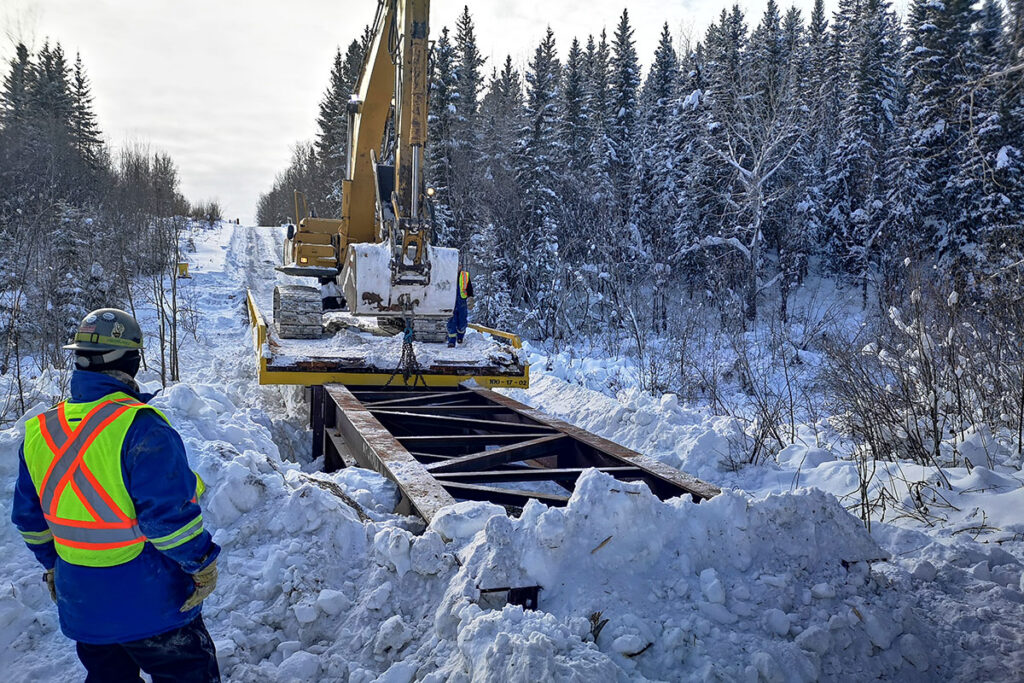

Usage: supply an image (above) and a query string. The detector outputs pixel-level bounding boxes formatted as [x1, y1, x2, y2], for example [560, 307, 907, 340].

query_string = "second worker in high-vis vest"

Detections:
[11, 308, 221, 682]
[447, 269, 474, 348]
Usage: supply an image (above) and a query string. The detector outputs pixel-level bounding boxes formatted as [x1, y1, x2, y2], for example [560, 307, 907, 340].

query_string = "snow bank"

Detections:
[432, 472, 920, 682]
[3, 224, 1023, 682]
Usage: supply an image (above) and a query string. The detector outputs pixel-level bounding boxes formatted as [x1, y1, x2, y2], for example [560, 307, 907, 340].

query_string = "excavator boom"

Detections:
[276, 0, 457, 340]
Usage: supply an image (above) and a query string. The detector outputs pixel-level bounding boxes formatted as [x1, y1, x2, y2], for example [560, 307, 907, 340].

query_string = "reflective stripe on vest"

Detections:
[23, 393, 165, 567]
[459, 271, 470, 299]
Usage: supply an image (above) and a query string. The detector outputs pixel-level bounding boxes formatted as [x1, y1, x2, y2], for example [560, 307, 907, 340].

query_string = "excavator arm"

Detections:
[275, 0, 457, 340]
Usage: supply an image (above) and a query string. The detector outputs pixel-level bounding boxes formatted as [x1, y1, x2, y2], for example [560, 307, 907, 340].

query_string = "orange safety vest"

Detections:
[459, 271, 471, 299]
[22, 393, 202, 567]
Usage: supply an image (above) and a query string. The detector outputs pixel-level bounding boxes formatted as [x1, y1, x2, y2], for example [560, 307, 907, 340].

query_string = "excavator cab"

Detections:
[278, 191, 345, 278]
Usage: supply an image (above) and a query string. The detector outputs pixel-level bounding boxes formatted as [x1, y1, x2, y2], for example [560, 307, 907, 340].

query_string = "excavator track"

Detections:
[377, 317, 449, 344]
[273, 285, 323, 339]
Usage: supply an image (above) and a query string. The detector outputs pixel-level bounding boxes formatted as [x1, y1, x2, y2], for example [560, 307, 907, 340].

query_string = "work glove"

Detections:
[468, 298, 475, 310]
[180, 559, 218, 612]
[42, 568, 56, 603]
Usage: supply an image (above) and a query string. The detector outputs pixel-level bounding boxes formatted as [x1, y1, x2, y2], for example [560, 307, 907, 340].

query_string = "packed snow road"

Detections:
[2, 222, 1023, 681]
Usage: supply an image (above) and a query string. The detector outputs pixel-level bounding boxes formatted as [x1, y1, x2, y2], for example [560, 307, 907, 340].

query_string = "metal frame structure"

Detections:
[247, 290, 529, 389]
[311, 384, 720, 523]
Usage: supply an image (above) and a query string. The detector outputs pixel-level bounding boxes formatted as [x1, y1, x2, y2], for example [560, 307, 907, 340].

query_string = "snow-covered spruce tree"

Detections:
[473, 56, 525, 328]
[70, 53, 102, 172]
[517, 27, 563, 337]
[630, 23, 680, 332]
[0, 44, 31, 128]
[671, 42, 710, 299]
[803, 0, 832, 177]
[822, 0, 902, 305]
[584, 31, 614, 197]
[750, 1, 812, 320]
[448, 7, 486, 252]
[316, 40, 365, 210]
[607, 10, 641, 229]
[774, 6, 819, 316]
[682, 8, 749, 321]
[579, 31, 619, 328]
[899, 0, 983, 272]
[952, 0, 1024, 287]
[427, 27, 457, 245]
[561, 38, 589, 178]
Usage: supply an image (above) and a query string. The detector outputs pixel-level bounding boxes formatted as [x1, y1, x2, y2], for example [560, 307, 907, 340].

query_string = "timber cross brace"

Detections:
[309, 383, 721, 524]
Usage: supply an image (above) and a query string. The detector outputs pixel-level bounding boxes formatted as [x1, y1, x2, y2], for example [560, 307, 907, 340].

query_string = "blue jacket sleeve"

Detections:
[123, 411, 220, 574]
[11, 446, 58, 570]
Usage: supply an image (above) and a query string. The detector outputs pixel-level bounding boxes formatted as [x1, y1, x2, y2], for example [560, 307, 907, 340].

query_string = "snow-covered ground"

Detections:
[2, 223, 1023, 682]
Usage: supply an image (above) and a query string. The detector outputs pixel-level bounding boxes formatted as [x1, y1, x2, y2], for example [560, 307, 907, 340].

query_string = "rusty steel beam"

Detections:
[433, 466, 644, 483]
[370, 409, 556, 433]
[317, 385, 719, 524]
[359, 390, 473, 407]
[464, 385, 721, 501]
[324, 384, 455, 521]
[395, 432, 556, 447]
[439, 481, 571, 507]
[426, 435, 570, 474]
[366, 405, 512, 413]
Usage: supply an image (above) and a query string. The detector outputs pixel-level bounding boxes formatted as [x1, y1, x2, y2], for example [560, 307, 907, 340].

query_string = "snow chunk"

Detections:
[277, 650, 320, 679]
[316, 589, 351, 617]
[373, 527, 413, 577]
[429, 500, 506, 544]
[796, 624, 832, 655]
[374, 615, 412, 655]
[765, 608, 791, 636]
[899, 633, 930, 672]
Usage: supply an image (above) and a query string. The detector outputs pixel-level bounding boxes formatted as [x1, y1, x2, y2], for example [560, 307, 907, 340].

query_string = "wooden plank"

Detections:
[426, 434, 569, 473]
[324, 384, 455, 522]
[464, 385, 722, 501]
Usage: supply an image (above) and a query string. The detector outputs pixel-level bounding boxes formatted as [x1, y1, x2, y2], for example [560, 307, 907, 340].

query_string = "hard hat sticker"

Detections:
[111, 322, 125, 338]
[102, 312, 116, 321]
[85, 315, 98, 323]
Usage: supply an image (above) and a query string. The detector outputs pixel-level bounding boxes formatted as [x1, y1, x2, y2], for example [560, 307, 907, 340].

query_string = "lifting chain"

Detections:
[384, 300, 426, 388]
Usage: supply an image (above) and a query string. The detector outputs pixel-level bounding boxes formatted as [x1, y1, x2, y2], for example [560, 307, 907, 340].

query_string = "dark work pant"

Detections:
[76, 615, 220, 683]
[447, 298, 469, 344]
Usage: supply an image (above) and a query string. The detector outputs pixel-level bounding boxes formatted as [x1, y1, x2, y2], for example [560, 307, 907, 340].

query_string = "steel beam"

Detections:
[433, 466, 643, 483]
[324, 384, 455, 521]
[426, 435, 570, 473]
[439, 481, 571, 507]
[370, 409, 556, 433]
[464, 385, 721, 501]
[395, 432, 556, 447]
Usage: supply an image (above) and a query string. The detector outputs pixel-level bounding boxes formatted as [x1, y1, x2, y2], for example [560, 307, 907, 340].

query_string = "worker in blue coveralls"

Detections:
[447, 269, 474, 348]
[11, 308, 221, 682]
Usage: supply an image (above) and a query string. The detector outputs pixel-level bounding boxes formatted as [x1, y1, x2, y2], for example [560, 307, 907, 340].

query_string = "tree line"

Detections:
[0, 40, 219, 415]
[261, 1, 1023, 341]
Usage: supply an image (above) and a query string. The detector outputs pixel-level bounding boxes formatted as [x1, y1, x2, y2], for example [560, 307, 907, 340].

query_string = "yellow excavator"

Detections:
[275, 0, 456, 341]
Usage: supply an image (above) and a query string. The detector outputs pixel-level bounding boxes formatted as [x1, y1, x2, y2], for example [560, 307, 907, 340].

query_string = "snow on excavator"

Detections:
[275, 0, 456, 343]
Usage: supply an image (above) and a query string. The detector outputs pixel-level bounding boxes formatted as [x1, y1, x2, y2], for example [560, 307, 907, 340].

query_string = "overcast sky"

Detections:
[1, 0, 838, 223]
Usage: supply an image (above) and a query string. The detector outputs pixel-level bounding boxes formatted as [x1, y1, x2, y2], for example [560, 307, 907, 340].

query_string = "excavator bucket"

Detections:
[341, 241, 458, 318]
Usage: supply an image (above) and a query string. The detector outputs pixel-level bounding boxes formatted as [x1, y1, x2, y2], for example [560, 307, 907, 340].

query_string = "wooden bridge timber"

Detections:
[310, 384, 721, 523]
